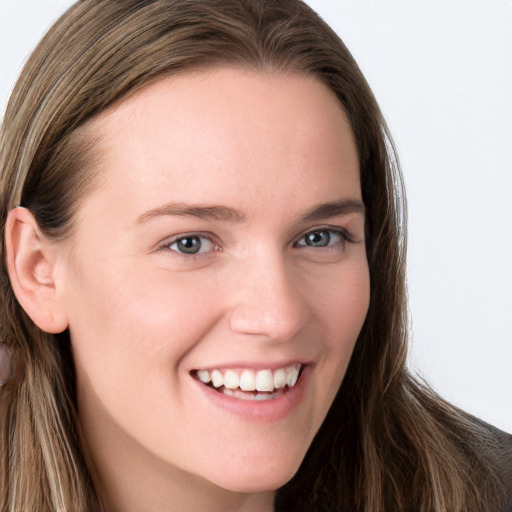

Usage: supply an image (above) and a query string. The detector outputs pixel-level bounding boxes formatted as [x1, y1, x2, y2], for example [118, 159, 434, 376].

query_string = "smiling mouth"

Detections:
[191, 364, 303, 401]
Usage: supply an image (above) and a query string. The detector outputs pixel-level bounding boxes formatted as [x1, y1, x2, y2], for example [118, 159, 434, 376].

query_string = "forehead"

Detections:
[80, 68, 360, 222]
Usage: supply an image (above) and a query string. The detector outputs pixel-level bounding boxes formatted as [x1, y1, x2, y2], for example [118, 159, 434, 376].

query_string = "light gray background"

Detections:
[1, 0, 511, 432]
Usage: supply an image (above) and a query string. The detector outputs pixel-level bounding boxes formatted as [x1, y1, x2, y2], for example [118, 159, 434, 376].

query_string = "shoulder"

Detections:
[483, 422, 512, 512]
[496, 428, 512, 512]
[450, 412, 512, 512]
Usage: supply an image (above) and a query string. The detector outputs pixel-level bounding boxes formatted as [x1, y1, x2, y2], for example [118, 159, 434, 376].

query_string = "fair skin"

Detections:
[6, 68, 369, 512]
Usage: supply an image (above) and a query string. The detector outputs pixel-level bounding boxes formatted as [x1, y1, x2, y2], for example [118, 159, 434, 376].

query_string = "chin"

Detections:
[207, 453, 304, 494]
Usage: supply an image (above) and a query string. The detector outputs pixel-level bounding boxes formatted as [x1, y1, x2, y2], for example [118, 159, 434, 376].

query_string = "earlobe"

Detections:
[5, 207, 69, 334]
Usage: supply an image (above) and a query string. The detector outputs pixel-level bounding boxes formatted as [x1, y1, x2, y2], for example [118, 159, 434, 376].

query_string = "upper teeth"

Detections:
[195, 364, 301, 392]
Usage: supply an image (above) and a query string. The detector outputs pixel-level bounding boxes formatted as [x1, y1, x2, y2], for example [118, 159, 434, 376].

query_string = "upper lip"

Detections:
[191, 360, 312, 372]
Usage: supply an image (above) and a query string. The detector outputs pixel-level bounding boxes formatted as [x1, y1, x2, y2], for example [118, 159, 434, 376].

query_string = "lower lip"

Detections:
[192, 367, 310, 423]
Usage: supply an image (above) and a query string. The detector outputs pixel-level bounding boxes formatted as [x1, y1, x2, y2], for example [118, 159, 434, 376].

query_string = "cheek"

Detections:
[66, 260, 224, 396]
[315, 262, 370, 379]
[68, 265, 226, 443]
[313, 261, 370, 336]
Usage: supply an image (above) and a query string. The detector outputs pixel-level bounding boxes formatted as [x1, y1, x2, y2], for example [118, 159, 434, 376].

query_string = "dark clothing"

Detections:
[496, 426, 512, 512]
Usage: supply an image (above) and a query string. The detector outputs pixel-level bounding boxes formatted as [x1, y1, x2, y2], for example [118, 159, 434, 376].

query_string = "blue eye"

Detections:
[304, 231, 331, 247]
[295, 229, 348, 248]
[169, 235, 217, 255]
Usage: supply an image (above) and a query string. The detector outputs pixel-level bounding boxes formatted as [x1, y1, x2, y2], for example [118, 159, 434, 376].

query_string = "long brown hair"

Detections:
[0, 1, 508, 511]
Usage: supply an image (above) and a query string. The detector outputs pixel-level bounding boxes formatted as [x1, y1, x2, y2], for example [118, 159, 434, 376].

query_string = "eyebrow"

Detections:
[137, 203, 246, 223]
[300, 199, 365, 222]
[136, 199, 364, 224]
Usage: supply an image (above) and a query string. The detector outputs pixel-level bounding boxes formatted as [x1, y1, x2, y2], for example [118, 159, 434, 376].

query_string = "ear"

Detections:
[5, 207, 69, 334]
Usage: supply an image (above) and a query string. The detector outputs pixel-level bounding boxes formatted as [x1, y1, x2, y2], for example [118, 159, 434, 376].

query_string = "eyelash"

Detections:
[164, 232, 221, 258]
[293, 227, 354, 249]
[161, 227, 355, 258]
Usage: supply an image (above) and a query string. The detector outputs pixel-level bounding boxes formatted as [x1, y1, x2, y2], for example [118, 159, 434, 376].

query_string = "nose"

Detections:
[228, 252, 308, 342]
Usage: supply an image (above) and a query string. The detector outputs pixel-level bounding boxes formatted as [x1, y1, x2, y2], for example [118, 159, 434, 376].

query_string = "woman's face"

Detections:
[56, 68, 370, 507]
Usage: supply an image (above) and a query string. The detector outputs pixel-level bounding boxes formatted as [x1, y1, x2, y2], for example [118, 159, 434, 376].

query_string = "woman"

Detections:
[0, 0, 510, 511]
